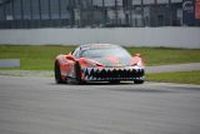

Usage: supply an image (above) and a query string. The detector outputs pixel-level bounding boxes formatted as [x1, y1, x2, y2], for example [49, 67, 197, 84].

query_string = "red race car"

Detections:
[54, 43, 145, 84]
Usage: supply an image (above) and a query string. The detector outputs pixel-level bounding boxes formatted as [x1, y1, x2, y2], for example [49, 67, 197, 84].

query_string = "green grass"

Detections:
[127, 47, 200, 66]
[0, 45, 200, 70]
[147, 71, 200, 85]
[0, 45, 75, 70]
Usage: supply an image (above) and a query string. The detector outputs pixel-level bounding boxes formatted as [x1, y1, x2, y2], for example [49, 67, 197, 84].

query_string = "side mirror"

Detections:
[133, 53, 141, 57]
[132, 53, 144, 66]
[65, 55, 76, 62]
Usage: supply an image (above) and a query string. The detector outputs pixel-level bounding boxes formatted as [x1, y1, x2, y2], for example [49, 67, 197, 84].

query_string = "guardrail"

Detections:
[0, 59, 20, 67]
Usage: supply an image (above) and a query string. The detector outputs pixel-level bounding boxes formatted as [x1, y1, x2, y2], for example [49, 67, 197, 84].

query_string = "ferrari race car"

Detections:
[54, 43, 145, 84]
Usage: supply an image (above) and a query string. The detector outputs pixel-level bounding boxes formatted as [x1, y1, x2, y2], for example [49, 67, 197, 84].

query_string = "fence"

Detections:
[0, 0, 199, 29]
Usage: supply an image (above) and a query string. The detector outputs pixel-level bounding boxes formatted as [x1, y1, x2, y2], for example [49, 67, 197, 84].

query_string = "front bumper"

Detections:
[81, 66, 145, 81]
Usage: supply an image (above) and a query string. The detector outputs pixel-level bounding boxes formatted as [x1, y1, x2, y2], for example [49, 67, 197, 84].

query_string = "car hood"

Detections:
[92, 56, 132, 67]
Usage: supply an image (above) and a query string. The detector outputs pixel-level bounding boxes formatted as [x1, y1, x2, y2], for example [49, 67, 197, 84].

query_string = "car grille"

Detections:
[82, 67, 144, 81]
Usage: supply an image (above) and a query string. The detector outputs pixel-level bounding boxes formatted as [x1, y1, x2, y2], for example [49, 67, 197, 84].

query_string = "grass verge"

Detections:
[0, 45, 200, 70]
[147, 71, 200, 85]
[127, 47, 200, 66]
[0, 45, 75, 70]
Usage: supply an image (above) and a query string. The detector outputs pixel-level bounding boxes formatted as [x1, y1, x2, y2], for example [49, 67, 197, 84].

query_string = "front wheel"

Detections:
[134, 80, 144, 84]
[109, 80, 120, 84]
[54, 61, 64, 84]
[67, 61, 85, 84]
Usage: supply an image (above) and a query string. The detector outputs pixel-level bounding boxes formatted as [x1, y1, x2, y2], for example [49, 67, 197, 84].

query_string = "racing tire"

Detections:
[54, 61, 64, 84]
[67, 61, 85, 85]
[134, 80, 144, 84]
[109, 80, 120, 84]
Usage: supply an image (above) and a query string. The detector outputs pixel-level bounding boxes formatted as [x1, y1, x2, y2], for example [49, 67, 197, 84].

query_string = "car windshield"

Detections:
[80, 47, 132, 59]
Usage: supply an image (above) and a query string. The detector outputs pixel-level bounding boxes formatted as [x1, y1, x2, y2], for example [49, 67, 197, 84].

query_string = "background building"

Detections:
[0, 0, 199, 29]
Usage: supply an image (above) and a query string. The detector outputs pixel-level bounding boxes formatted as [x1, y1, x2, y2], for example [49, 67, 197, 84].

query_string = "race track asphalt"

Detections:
[0, 76, 200, 134]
